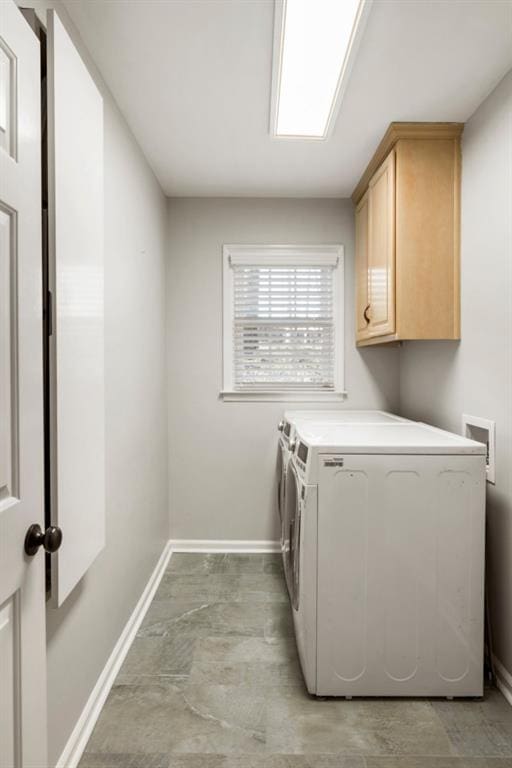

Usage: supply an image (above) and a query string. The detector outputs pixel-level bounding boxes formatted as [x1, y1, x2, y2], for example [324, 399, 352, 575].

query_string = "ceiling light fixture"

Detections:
[270, 0, 372, 139]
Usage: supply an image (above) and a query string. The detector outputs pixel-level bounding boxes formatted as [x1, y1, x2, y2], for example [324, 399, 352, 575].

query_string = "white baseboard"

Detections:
[494, 654, 512, 707]
[169, 538, 280, 553]
[56, 541, 173, 768]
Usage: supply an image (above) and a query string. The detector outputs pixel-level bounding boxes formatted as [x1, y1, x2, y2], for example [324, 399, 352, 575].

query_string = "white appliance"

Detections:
[281, 409, 410, 445]
[276, 410, 411, 596]
[286, 421, 487, 698]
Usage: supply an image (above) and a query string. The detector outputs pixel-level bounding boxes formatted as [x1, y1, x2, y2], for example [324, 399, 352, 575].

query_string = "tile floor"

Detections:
[79, 554, 512, 768]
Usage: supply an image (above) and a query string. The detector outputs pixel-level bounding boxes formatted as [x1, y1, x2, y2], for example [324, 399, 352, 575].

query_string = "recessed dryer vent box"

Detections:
[462, 414, 495, 484]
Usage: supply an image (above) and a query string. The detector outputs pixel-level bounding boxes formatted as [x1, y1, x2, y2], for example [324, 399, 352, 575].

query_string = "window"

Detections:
[222, 245, 344, 401]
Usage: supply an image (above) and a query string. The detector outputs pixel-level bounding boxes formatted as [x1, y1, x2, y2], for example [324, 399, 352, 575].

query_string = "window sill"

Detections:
[219, 391, 347, 403]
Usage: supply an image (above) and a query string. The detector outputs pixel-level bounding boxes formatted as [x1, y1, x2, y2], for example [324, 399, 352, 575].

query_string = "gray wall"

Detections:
[400, 70, 512, 677]
[17, 3, 170, 764]
[166, 198, 400, 542]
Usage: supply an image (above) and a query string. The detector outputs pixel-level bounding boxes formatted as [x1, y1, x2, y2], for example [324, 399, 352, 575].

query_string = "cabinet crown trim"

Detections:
[352, 122, 464, 205]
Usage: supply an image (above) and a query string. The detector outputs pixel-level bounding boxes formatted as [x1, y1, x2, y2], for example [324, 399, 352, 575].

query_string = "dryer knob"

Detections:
[289, 439, 297, 452]
[277, 420, 285, 432]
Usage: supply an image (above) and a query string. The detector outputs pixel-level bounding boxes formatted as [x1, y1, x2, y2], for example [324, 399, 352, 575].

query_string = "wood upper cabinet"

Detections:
[355, 191, 370, 342]
[353, 123, 462, 346]
[356, 150, 395, 342]
[367, 149, 395, 338]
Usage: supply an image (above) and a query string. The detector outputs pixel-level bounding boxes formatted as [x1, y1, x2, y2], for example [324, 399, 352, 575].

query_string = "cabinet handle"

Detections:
[363, 304, 371, 324]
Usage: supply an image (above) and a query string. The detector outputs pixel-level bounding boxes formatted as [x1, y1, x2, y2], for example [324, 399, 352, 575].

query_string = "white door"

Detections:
[0, 2, 47, 767]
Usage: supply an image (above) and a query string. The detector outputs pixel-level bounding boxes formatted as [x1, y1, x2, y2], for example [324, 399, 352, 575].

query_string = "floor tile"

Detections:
[174, 684, 267, 752]
[139, 601, 259, 638]
[227, 756, 366, 767]
[365, 758, 512, 767]
[166, 757, 227, 768]
[263, 603, 294, 638]
[137, 600, 214, 638]
[432, 691, 512, 757]
[79, 754, 169, 767]
[263, 557, 284, 575]
[85, 682, 266, 755]
[188, 660, 302, 687]
[139, 599, 294, 639]
[156, 571, 287, 604]
[192, 635, 299, 665]
[234, 589, 288, 604]
[116, 634, 196, 682]
[156, 573, 242, 601]
[166, 757, 366, 767]
[236, 573, 288, 603]
[207, 554, 282, 575]
[166, 554, 283, 577]
[266, 691, 454, 756]
[189, 633, 302, 687]
[166, 554, 220, 575]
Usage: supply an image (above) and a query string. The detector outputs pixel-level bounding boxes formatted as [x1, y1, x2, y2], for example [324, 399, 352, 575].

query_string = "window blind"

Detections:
[232, 263, 336, 390]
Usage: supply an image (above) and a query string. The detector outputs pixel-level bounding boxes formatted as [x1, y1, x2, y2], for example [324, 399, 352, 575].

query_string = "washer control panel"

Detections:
[295, 441, 308, 474]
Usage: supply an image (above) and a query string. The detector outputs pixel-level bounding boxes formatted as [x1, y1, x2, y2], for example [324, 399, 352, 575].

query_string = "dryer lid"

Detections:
[295, 422, 487, 455]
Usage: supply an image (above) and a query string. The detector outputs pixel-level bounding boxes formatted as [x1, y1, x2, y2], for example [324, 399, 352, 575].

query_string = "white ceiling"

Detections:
[63, 0, 512, 198]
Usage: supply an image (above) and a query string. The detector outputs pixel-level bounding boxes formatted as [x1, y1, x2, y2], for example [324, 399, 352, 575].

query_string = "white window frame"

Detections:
[221, 244, 345, 402]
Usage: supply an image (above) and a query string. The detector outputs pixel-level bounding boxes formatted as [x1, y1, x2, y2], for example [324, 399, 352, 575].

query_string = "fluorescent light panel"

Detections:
[273, 0, 367, 139]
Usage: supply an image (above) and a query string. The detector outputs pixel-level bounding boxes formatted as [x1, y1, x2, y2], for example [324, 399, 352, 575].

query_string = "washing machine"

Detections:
[286, 420, 487, 698]
[276, 410, 411, 598]
[276, 416, 313, 598]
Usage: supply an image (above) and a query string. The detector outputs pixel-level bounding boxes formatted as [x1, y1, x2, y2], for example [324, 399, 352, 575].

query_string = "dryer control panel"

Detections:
[293, 441, 309, 481]
[297, 441, 308, 466]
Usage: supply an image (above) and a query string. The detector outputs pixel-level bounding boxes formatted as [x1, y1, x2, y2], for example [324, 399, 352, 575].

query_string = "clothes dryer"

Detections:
[276, 411, 411, 599]
[286, 421, 486, 698]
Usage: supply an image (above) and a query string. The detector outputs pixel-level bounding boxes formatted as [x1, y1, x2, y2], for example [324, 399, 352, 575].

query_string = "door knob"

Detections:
[24, 524, 63, 556]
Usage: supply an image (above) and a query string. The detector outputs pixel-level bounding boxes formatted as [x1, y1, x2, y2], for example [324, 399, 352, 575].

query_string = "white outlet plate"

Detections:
[462, 414, 495, 484]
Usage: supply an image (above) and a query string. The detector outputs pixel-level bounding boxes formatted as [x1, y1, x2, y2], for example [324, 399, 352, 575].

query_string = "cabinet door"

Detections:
[47, 11, 105, 605]
[355, 191, 370, 341]
[368, 150, 395, 337]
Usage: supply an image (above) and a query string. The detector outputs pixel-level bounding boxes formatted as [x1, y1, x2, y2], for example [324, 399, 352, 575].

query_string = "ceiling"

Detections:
[62, 0, 512, 198]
